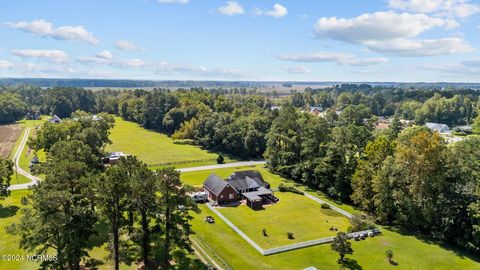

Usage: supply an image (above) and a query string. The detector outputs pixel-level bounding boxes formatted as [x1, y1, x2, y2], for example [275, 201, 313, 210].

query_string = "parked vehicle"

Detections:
[360, 233, 366, 240]
[190, 191, 208, 203]
[353, 234, 360, 241]
[205, 216, 215, 223]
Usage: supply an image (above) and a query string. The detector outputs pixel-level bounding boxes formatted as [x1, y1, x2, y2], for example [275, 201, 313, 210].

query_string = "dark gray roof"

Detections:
[203, 174, 229, 196]
[226, 170, 265, 189]
[226, 170, 266, 191]
[243, 187, 273, 201]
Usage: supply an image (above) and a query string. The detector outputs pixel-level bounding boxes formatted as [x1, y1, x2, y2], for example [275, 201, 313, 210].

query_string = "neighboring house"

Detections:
[102, 152, 127, 165]
[425, 122, 450, 133]
[48, 115, 62, 124]
[26, 111, 41, 120]
[203, 170, 277, 209]
[453, 125, 473, 134]
[203, 174, 239, 204]
[270, 105, 282, 111]
[309, 106, 324, 116]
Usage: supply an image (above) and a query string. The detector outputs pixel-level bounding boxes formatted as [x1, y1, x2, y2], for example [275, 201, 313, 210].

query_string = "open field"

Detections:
[218, 192, 350, 248]
[185, 165, 480, 270]
[0, 124, 22, 158]
[106, 117, 234, 167]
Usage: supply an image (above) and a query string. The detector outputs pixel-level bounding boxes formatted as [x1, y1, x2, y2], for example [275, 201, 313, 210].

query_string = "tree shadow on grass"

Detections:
[0, 205, 19, 218]
[87, 218, 110, 249]
[343, 258, 363, 270]
[385, 226, 480, 263]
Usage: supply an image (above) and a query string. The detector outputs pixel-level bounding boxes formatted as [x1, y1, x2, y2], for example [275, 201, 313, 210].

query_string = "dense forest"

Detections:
[0, 84, 479, 256]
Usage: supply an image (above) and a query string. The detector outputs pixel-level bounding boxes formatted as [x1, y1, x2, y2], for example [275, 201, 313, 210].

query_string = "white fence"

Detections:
[207, 202, 379, 256]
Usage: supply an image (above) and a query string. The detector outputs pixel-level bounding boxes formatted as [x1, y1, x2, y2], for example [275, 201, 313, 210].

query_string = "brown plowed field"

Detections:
[0, 124, 22, 158]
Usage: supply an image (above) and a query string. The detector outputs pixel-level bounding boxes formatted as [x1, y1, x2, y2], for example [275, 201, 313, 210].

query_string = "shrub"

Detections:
[386, 249, 397, 265]
[262, 228, 268, 237]
[321, 203, 331, 209]
[216, 154, 225, 164]
[278, 183, 304, 195]
[287, 232, 295, 239]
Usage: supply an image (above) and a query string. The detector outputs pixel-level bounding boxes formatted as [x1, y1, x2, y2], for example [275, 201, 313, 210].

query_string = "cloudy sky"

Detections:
[1, 0, 480, 82]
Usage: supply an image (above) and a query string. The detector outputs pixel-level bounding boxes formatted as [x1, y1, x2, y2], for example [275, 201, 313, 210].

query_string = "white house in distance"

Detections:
[425, 122, 450, 134]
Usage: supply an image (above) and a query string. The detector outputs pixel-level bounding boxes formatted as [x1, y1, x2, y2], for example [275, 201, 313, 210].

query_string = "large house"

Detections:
[425, 122, 450, 133]
[203, 170, 277, 209]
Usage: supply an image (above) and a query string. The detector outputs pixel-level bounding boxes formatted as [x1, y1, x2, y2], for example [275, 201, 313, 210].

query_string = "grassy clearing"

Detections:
[106, 117, 234, 167]
[185, 165, 480, 270]
[218, 192, 350, 248]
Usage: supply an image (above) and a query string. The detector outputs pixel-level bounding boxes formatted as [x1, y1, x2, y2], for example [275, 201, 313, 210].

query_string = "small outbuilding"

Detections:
[48, 115, 62, 124]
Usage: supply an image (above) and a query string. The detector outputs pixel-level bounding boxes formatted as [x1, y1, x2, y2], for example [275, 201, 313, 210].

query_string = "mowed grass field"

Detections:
[106, 117, 230, 167]
[185, 166, 480, 270]
[218, 192, 350, 248]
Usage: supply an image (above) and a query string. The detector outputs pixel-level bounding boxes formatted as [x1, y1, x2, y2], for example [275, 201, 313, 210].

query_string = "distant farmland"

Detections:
[0, 124, 22, 158]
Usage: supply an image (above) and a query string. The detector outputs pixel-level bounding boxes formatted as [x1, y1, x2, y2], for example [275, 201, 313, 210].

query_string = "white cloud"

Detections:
[277, 52, 388, 66]
[389, 0, 480, 18]
[12, 49, 69, 63]
[155, 61, 249, 78]
[254, 3, 288, 18]
[315, 12, 448, 43]
[217, 1, 244, 16]
[364, 37, 473, 56]
[0, 60, 13, 69]
[314, 11, 472, 56]
[281, 65, 312, 74]
[77, 54, 145, 68]
[157, 0, 189, 3]
[266, 4, 288, 18]
[95, 50, 113, 59]
[115, 40, 143, 51]
[6, 19, 99, 45]
[419, 61, 480, 75]
[113, 58, 146, 68]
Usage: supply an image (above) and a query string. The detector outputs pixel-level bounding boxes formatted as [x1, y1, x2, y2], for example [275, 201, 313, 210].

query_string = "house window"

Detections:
[229, 193, 235, 199]
[220, 195, 223, 199]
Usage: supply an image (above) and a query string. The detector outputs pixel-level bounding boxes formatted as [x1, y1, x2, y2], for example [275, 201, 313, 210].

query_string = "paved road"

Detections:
[8, 146, 266, 190]
[8, 128, 41, 191]
[177, 160, 266, 173]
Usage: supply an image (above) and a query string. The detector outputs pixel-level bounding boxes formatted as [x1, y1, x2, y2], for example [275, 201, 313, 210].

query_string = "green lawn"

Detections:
[106, 117, 232, 167]
[0, 190, 38, 270]
[191, 204, 480, 270]
[218, 192, 350, 248]
[185, 166, 480, 270]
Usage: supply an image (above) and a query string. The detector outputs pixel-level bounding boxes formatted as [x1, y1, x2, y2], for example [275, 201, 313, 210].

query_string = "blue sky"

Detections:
[0, 0, 479, 82]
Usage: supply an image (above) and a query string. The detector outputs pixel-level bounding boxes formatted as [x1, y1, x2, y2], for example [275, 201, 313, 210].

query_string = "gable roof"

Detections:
[226, 170, 266, 191]
[49, 115, 62, 123]
[203, 174, 229, 196]
[425, 122, 449, 132]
